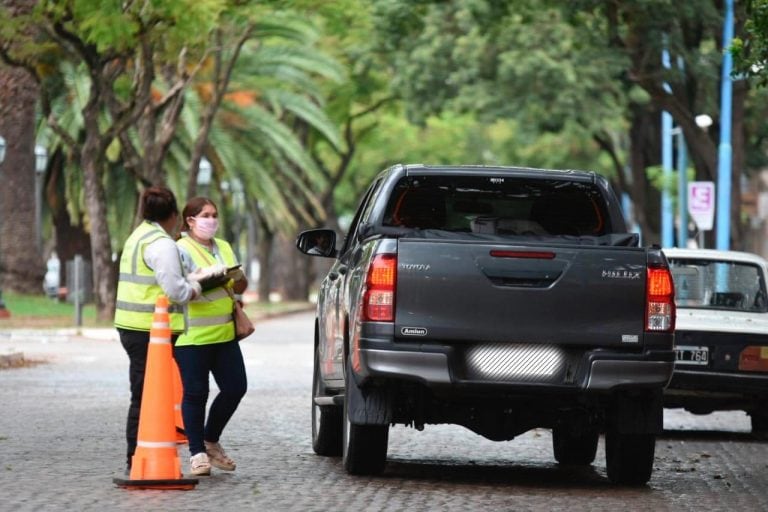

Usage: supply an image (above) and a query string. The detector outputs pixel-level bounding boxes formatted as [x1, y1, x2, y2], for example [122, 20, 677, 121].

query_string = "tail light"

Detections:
[362, 254, 397, 322]
[646, 266, 675, 332]
[739, 346, 768, 372]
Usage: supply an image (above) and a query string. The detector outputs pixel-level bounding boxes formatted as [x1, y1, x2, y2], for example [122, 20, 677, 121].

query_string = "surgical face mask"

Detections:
[192, 216, 219, 240]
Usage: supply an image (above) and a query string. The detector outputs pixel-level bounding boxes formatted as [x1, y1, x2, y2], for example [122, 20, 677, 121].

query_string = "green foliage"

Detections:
[733, 0, 768, 86]
[37, 0, 221, 54]
[645, 165, 696, 210]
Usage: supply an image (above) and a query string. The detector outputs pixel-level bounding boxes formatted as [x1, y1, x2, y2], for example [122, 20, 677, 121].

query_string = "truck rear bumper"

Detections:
[357, 344, 674, 392]
[586, 360, 673, 390]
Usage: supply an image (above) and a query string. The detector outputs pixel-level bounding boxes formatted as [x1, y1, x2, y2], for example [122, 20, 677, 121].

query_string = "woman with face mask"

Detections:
[174, 196, 249, 476]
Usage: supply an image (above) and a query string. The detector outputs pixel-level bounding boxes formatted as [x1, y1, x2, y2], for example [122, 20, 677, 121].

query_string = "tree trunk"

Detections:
[628, 104, 656, 243]
[273, 232, 310, 301]
[81, 126, 116, 321]
[47, 149, 91, 295]
[0, 63, 43, 294]
[729, 78, 747, 250]
[257, 220, 274, 303]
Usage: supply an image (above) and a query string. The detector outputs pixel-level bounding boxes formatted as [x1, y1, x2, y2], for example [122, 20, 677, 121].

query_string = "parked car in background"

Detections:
[663, 248, 768, 436]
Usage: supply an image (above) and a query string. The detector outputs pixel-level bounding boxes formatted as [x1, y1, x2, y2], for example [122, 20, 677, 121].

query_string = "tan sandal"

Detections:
[205, 441, 236, 471]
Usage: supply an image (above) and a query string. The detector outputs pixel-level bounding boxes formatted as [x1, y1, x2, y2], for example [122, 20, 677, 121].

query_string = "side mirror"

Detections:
[296, 229, 337, 258]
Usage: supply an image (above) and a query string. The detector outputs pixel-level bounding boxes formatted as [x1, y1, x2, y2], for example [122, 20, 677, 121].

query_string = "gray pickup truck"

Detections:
[297, 164, 676, 485]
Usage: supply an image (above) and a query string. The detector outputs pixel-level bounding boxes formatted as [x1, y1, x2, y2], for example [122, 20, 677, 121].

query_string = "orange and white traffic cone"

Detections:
[172, 360, 187, 444]
[114, 295, 198, 490]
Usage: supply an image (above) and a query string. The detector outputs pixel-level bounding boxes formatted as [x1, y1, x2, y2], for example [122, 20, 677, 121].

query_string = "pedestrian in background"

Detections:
[174, 196, 248, 476]
[114, 186, 204, 474]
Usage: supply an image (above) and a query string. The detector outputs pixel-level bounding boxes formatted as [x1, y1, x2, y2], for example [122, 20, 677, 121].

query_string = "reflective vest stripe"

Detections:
[188, 314, 233, 327]
[118, 273, 157, 285]
[115, 300, 182, 314]
[201, 288, 229, 301]
[130, 229, 166, 275]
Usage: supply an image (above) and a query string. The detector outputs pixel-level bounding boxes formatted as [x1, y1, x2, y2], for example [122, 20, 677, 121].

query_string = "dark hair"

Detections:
[141, 186, 178, 222]
[182, 197, 218, 231]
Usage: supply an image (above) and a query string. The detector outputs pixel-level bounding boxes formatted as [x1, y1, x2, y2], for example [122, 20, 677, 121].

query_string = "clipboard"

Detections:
[199, 265, 242, 291]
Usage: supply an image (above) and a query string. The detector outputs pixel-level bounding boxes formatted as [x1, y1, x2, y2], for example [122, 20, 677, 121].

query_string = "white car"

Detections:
[663, 248, 768, 435]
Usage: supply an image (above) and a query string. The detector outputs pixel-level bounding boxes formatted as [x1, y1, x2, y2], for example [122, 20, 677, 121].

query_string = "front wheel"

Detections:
[342, 362, 388, 475]
[605, 430, 655, 485]
[312, 347, 342, 456]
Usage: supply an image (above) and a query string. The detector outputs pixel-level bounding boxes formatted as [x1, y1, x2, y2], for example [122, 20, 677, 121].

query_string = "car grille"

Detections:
[463, 343, 567, 384]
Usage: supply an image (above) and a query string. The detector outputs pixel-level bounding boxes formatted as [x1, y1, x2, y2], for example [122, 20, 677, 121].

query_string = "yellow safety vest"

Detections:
[114, 221, 183, 332]
[174, 236, 238, 346]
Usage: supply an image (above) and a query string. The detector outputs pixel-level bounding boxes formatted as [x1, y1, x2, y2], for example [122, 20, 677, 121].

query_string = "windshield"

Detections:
[382, 175, 611, 236]
[668, 258, 768, 313]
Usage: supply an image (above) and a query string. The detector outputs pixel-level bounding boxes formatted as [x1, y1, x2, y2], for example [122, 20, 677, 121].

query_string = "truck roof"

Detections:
[400, 164, 599, 182]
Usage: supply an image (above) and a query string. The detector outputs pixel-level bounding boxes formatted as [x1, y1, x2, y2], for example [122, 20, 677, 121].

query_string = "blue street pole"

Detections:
[677, 134, 688, 248]
[661, 47, 674, 248]
[716, 0, 734, 250]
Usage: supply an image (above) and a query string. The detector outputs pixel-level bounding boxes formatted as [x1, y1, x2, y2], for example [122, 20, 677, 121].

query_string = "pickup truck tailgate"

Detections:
[395, 239, 647, 348]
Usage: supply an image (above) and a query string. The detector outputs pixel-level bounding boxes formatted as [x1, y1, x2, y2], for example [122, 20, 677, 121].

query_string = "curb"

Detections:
[0, 303, 316, 368]
[0, 351, 24, 368]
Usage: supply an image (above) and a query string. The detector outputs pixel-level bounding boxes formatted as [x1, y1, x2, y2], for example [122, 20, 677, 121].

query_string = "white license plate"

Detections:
[675, 345, 709, 366]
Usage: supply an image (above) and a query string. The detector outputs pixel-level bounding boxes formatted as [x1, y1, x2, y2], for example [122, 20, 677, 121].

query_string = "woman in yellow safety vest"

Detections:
[114, 186, 206, 474]
[173, 196, 249, 477]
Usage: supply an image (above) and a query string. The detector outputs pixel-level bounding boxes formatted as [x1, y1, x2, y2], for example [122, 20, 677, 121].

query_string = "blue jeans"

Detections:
[173, 340, 247, 456]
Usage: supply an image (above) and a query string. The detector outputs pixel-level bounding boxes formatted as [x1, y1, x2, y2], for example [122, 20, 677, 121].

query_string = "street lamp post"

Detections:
[197, 157, 212, 197]
[0, 136, 8, 318]
[34, 145, 48, 254]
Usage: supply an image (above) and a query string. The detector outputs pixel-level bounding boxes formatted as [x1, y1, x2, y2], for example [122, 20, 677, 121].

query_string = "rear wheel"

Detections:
[342, 362, 388, 475]
[552, 426, 599, 465]
[311, 348, 342, 456]
[605, 430, 655, 485]
[749, 411, 768, 439]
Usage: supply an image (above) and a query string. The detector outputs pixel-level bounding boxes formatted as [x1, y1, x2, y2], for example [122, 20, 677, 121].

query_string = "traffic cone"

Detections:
[172, 360, 188, 444]
[114, 295, 198, 490]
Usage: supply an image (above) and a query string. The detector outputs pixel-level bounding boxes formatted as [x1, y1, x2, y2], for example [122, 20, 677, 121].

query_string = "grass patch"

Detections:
[0, 292, 312, 329]
[0, 292, 100, 328]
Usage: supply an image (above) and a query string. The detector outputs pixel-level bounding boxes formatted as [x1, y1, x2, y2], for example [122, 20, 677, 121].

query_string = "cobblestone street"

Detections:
[2, 311, 768, 511]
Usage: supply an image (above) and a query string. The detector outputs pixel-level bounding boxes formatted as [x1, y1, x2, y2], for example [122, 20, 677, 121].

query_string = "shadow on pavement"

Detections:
[660, 429, 763, 442]
[381, 457, 632, 490]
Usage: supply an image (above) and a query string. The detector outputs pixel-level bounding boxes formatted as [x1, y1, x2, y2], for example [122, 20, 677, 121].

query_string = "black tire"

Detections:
[311, 348, 342, 456]
[552, 426, 599, 465]
[342, 362, 388, 475]
[750, 411, 768, 439]
[605, 430, 655, 485]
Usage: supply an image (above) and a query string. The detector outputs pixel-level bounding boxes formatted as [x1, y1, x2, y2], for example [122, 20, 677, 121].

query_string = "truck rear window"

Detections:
[382, 175, 610, 237]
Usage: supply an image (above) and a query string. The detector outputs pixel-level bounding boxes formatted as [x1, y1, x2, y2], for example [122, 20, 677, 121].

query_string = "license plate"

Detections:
[675, 345, 709, 366]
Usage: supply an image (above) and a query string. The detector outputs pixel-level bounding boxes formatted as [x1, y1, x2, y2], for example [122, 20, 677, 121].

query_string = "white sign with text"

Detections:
[688, 181, 715, 231]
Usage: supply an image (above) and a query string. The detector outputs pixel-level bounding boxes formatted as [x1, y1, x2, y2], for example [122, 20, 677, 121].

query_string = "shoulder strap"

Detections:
[181, 237, 217, 267]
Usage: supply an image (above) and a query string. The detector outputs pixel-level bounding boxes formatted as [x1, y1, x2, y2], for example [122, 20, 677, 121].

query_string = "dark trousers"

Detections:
[118, 327, 179, 468]
[173, 340, 247, 456]
[118, 328, 149, 468]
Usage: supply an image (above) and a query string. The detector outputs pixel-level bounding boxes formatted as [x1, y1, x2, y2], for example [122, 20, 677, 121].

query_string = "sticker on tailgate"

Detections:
[401, 327, 428, 336]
